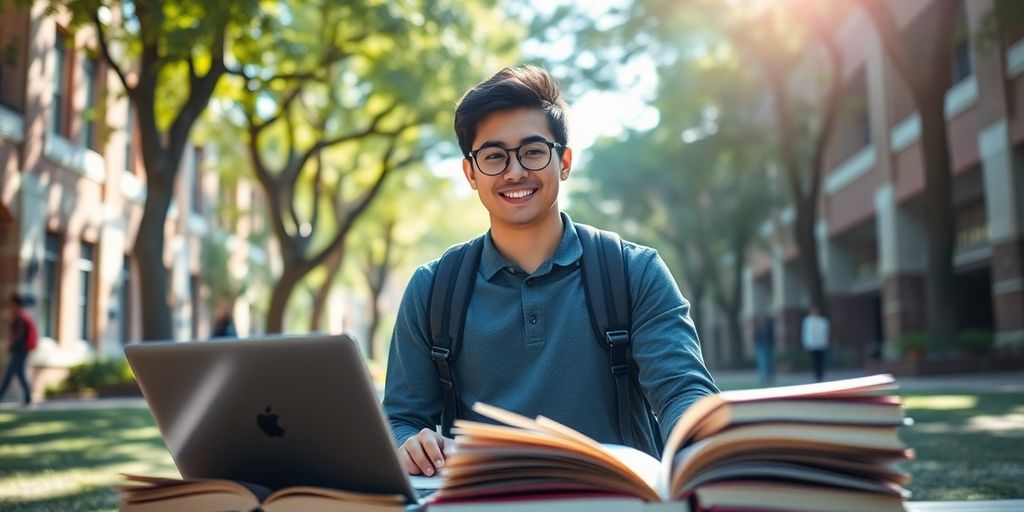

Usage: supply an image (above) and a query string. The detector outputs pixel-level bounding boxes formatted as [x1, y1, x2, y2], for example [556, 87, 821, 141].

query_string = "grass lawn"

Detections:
[0, 390, 1021, 511]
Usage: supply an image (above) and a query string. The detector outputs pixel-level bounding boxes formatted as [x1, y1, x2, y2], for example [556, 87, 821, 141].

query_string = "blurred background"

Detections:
[1, 0, 1024, 397]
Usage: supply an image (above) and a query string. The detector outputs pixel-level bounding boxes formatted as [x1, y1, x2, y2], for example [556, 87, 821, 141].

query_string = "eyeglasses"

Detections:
[467, 140, 565, 176]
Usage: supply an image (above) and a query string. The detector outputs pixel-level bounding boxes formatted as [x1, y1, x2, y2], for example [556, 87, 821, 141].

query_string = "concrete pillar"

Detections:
[96, 212, 127, 357]
[771, 244, 805, 352]
[979, 121, 1024, 351]
[875, 184, 927, 356]
[17, 173, 45, 314]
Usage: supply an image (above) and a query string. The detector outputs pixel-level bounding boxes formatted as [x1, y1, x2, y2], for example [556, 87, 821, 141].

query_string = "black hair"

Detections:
[454, 65, 569, 158]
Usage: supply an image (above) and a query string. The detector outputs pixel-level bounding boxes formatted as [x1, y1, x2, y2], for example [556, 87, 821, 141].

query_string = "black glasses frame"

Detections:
[467, 141, 566, 176]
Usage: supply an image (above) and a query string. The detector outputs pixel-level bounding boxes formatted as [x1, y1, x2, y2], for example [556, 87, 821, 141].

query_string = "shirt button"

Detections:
[506, 266, 516, 273]
[526, 280, 533, 287]
[529, 314, 538, 324]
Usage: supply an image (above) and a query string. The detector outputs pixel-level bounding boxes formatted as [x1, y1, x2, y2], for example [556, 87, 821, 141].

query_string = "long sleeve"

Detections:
[627, 246, 718, 441]
[382, 265, 444, 447]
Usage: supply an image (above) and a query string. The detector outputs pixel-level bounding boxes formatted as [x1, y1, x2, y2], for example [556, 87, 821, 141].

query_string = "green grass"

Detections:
[899, 392, 1024, 500]
[0, 408, 175, 512]
[0, 390, 1021, 510]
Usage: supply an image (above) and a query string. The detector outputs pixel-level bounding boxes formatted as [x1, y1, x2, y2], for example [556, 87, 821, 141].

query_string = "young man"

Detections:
[1, 294, 37, 405]
[383, 66, 717, 476]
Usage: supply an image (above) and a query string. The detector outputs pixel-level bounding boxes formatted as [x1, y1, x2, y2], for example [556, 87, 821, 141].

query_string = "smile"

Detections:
[500, 189, 536, 200]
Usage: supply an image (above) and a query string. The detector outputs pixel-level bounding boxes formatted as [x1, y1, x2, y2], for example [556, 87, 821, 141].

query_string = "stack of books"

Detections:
[427, 374, 913, 512]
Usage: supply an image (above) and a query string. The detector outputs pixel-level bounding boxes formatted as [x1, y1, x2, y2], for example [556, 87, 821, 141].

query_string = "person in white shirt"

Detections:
[801, 306, 830, 382]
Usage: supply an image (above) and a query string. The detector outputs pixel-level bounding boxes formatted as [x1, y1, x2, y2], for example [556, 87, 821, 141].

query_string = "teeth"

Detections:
[503, 189, 534, 199]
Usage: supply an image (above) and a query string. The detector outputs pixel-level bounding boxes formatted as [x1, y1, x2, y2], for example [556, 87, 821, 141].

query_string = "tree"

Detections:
[212, 0, 503, 333]
[726, 1, 848, 318]
[572, 57, 777, 367]
[535, 0, 843, 319]
[856, 0, 961, 353]
[47, 0, 262, 340]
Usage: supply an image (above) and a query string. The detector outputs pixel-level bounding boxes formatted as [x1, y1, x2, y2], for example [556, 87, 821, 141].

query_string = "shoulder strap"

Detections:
[575, 223, 639, 444]
[575, 223, 663, 453]
[428, 237, 483, 437]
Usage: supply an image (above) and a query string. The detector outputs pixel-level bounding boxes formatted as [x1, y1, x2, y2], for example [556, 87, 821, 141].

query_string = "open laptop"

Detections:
[124, 333, 436, 503]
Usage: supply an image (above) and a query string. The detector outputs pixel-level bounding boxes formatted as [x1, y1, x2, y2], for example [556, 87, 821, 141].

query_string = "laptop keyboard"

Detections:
[415, 487, 437, 499]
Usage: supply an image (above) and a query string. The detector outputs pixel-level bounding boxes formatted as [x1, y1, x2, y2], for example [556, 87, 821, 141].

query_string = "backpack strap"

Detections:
[575, 222, 662, 453]
[575, 223, 637, 447]
[428, 237, 483, 437]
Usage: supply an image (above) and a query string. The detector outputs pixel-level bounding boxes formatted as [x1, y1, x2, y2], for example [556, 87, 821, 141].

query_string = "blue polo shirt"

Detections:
[383, 213, 717, 454]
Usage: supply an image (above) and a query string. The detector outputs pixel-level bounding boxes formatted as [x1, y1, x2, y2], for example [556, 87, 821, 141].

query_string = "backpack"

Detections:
[17, 311, 38, 352]
[427, 222, 663, 454]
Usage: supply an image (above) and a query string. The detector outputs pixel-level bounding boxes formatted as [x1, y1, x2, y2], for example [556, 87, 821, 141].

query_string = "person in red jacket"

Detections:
[1, 294, 37, 405]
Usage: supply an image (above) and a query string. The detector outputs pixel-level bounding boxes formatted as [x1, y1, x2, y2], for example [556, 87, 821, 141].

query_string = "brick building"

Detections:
[734, 0, 1024, 367]
[0, 3, 271, 400]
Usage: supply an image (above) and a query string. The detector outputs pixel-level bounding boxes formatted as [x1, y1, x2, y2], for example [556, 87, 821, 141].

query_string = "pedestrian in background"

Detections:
[754, 314, 775, 386]
[801, 306, 829, 382]
[1, 294, 38, 405]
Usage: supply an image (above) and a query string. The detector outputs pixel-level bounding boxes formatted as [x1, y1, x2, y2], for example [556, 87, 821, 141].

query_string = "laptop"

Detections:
[124, 333, 436, 503]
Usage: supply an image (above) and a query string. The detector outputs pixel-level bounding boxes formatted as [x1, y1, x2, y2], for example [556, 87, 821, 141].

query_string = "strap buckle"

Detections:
[606, 329, 629, 348]
[431, 344, 451, 363]
[610, 364, 630, 376]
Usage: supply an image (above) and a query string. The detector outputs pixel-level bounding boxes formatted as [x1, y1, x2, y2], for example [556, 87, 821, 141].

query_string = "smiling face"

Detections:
[462, 108, 572, 231]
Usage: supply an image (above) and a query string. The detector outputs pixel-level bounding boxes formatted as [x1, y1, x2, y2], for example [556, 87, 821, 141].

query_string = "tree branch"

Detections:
[91, 13, 132, 95]
[292, 101, 401, 179]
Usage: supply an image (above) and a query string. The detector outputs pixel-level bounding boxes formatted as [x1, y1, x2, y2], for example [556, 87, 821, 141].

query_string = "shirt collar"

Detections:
[479, 212, 583, 280]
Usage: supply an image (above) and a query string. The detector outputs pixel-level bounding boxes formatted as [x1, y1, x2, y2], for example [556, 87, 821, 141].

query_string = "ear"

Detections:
[462, 158, 477, 190]
[559, 146, 573, 180]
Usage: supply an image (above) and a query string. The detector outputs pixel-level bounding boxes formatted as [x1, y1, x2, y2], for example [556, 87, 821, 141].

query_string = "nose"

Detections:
[503, 151, 529, 180]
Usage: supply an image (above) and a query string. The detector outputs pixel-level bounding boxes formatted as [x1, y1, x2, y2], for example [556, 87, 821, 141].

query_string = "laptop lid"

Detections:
[124, 334, 417, 502]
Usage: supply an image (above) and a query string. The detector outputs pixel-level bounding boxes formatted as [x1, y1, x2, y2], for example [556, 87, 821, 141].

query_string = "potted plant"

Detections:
[893, 332, 927, 363]
[958, 329, 994, 357]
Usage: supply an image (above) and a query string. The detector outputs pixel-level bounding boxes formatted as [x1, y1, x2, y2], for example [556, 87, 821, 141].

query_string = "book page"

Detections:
[452, 405, 662, 500]
[266, 486, 406, 506]
[119, 491, 257, 512]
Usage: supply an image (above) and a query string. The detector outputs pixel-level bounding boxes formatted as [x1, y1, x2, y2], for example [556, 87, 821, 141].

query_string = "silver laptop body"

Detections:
[124, 334, 417, 501]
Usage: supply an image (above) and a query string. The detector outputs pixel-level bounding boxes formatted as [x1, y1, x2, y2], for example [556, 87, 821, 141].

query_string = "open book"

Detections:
[428, 374, 913, 512]
[118, 474, 408, 512]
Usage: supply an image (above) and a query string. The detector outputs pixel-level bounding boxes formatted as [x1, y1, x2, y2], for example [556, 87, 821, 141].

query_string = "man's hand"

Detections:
[399, 428, 452, 476]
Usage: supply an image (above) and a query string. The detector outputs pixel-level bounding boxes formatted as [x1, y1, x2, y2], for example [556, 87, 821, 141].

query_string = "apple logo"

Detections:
[257, 406, 286, 437]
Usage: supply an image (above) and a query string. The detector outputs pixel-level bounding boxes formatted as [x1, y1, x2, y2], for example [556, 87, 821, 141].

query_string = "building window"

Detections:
[42, 232, 61, 339]
[79, 242, 95, 342]
[835, 67, 871, 163]
[80, 55, 99, 150]
[950, 5, 972, 85]
[956, 200, 988, 249]
[119, 256, 132, 344]
[51, 29, 70, 136]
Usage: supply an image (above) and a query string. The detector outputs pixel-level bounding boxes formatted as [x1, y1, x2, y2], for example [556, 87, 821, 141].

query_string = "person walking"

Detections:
[753, 314, 775, 386]
[1, 295, 38, 405]
[801, 306, 830, 382]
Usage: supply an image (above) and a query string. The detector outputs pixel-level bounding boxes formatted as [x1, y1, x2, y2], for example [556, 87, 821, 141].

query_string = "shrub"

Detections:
[52, 359, 136, 394]
[893, 332, 927, 355]
[959, 329, 994, 354]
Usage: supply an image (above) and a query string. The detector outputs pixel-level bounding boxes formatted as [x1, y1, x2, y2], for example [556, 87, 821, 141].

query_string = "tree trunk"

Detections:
[132, 169, 175, 341]
[266, 264, 306, 333]
[725, 238, 747, 366]
[310, 247, 344, 332]
[795, 199, 829, 316]
[919, 101, 958, 353]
